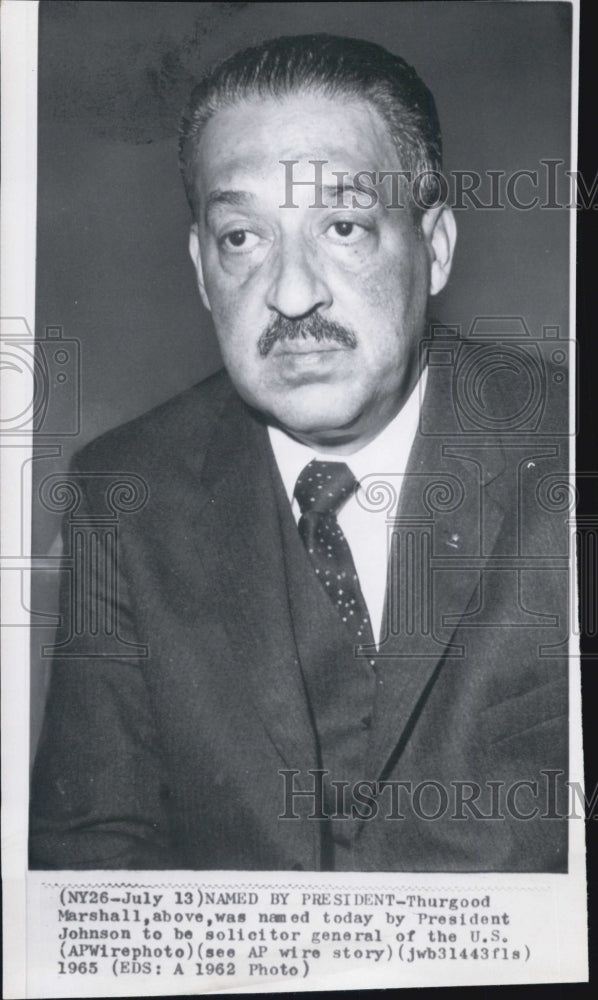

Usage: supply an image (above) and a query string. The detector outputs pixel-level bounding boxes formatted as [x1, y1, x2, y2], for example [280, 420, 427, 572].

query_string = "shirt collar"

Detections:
[268, 366, 428, 505]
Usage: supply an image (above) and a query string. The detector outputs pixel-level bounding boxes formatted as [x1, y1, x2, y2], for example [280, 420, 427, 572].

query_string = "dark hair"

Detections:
[178, 33, 442, 218]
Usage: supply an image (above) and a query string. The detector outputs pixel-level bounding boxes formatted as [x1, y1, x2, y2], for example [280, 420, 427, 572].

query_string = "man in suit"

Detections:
[30, 34, 569, 871]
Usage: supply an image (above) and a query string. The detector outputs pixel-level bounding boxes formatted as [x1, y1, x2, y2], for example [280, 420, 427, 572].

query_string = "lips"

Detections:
[274, 343, 344, 356]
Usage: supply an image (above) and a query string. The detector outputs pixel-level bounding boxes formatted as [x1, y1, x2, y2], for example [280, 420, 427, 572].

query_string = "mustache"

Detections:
[257, 314, 358, 357]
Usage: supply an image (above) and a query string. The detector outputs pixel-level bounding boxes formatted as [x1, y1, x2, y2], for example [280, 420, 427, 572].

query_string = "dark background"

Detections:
[30, 1, 572, 757]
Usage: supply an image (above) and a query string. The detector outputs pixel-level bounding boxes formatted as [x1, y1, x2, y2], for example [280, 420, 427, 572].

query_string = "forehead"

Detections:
[194, 91, 399, 196]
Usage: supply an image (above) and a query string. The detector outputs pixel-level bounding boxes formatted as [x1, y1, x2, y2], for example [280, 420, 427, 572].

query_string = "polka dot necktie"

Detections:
[294, 459, 375, 648]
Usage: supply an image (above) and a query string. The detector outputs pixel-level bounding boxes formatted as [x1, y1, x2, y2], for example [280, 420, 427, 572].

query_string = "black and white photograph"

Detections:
[1, 1, 589, 995]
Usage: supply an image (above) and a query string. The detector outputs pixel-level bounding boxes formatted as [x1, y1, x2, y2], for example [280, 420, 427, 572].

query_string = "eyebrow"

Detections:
[321, 182, 360, 197]
[207, 184, 362, 204]
[206, 189, 257, 213]
[319, 180, 381, 203]
[204, 181, 375, 219]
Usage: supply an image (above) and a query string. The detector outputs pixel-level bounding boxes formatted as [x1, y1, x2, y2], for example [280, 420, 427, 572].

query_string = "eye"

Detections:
[333, 222, 354, 238]
[221, 229, 261, 252]
[323, 220, 368, 245]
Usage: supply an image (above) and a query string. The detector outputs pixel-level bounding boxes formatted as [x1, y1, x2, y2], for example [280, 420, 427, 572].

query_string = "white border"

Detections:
[1, 3, 38, 998]
[0, 1, 587, 996]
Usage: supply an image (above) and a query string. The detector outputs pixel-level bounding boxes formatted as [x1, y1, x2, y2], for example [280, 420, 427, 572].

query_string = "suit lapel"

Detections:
[189, 373, 510, 785]
[366, 367, 507, 780]
[194, 392, 317, 771]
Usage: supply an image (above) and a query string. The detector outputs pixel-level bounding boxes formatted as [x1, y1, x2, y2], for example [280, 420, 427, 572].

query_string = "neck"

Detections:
[283, 422, 392, 456]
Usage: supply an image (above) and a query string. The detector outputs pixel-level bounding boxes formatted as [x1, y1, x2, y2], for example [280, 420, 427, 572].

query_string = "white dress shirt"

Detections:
[268, 368, 427, 644]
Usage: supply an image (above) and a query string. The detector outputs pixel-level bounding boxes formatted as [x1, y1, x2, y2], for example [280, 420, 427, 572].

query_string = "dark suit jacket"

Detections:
[29, 364, 569, 871]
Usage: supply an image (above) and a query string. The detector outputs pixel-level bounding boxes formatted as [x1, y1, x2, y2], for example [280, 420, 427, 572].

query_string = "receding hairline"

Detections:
[184, 86, 414, 211]
[178, 33, 442, 218]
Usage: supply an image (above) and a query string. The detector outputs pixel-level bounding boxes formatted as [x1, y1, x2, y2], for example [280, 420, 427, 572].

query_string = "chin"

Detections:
[271, 403, 361, 440]
[240, 379, 365, 438]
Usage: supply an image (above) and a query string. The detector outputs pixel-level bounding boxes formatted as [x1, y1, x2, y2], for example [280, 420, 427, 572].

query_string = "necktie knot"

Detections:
[294, 459, 357, 517]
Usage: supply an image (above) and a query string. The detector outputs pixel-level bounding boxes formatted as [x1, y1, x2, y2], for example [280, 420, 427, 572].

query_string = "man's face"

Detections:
[189, 91, 455, 451]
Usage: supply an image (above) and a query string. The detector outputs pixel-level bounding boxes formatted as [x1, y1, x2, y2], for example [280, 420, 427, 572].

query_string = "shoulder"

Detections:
[72, 368, 235, 475]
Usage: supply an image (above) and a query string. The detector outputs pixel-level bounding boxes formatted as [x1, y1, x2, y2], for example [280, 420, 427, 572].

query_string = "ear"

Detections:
[421, 205, 457, 297]
[188, 223, 211, 313]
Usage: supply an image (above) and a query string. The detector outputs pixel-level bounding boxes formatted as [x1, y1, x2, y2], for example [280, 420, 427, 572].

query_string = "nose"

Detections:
[266, 239, 332, 319]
